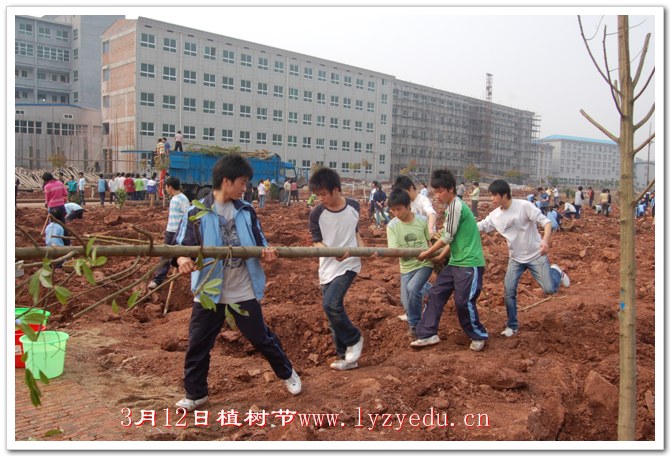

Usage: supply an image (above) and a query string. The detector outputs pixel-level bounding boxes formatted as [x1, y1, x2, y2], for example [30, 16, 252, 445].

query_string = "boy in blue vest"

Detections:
[173, 153, 300, 412]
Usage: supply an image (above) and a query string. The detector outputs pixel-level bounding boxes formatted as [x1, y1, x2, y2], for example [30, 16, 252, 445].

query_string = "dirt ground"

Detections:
[13, 188, 656, 442]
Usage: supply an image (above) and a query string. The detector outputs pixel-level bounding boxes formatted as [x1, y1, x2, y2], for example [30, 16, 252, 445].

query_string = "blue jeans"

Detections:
[259, 194, 266, 208]
[503, 255, 561, 330]
[321, 270, 360, 358]
[400, 266, 433, 328]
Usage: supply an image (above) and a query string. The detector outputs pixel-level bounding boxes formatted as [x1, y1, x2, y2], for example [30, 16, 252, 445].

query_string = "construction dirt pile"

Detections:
[14, 192, 656, 442]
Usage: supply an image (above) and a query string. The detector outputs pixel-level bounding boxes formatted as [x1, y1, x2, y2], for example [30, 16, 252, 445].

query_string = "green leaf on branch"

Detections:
[43, 428, 63, 437]
[227, 302, 249, 317]
[81, 263, 96, 285]
[54, 286, 71, 305]
[111, 299, 119, 314]
[224, 306, 238, 330]
[127, 291, 140, 310]
[91, 246, 97, 262]
[86, 237, 95, 257]
[39, 371, 50, 385]
[93, 256, 107, 267]
[192, 200, 207, 210]
[195, 252, 204, 270]
[20, 322, 37, 342]
[28, 273, 41, 305]
[25, 369, 42, 407]
[74, 259, 84, 276]
[199, 294, 216, 311]
[38, 271, 53, 289]
[189, 210, 209, 222]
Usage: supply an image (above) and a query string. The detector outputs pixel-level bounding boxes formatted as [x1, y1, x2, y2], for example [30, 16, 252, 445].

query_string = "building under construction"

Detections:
[391, 77, 541, 183]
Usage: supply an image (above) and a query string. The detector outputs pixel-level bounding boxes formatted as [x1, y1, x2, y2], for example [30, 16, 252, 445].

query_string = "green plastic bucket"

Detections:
[15, 307, 51, 326]
[19, 331, 70, 379]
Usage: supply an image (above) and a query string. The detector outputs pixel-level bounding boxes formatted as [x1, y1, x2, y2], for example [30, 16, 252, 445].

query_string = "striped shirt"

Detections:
[167, 193, 190, 232]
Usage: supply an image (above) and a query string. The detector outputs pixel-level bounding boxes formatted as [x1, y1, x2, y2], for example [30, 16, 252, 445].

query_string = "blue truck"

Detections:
[167, 150, 303, 200]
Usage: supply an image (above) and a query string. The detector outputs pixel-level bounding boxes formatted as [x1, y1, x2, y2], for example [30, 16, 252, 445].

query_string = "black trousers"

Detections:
[152, 231, 176, 285]
[183, 298, 293, 400]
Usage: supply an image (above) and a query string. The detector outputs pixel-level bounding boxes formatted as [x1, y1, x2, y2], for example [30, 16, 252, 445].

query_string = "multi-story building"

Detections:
[633, 159, 655, 191]
[101, 17, 393, 179]
[14, 14, 122, 169]
[391, 80, 540, 183]
[540, 135, 620, 188]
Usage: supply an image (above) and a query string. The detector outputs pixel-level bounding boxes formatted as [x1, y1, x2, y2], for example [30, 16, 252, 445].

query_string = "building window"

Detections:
[56, 30, 68, 41]
[329, 161, 337, 169]
[356, 78, 364, 89]
[379, 154, 386, 165]
[223, 49, 235, 63]
[342, 162, 350, 172]
[162, 95, 176, 109]
[258, 57, 268, 70]
[222, 103, 234, 116]
[140, 33, 155, 48]
[239, 131, 250, 144]
[140, 122, 155, 136]
[183, 126, 196, 139]
[140, 92, 155, 107]
[355, 100, 363, 111]
[203, 127, 215, 141]
[331, 72, 340, 84]
[380, 134, 386, 144]
[204, 72, 216, 87]
[330, 118, 338, 129]
[163, 66, 176, 81]
[330, 95, 339, 107]
[272, 134, 282, 146]
[221, 129, 233, 142]
[329, 140, 338, 150]
[37, 71, 46, 80]
[240, 79, 252, 93]
[288, 135, 297, 147]
[73, 92, 79, 103]
[15, 42, 34, 57]
[241, 53, 252, 67]
[273, 85, 284, 97]
[367, 102, 375, 112]
[184, 41, 197, 56]
[162, 124, 176, 137]
[239, 105, 251, 118]
[368, 81, 376, 92]
[302, 137, 311, 148]
[318, 70, 326, 81]
[222, 76, 234, 90]
[19, 23, 33, 35]
[257, 132, 267, 144]
[301, 160, 311, 168]
[257, 82, 268, 95]
[366, 122, 374, 133]
[289, 88, 299, 100]
[163, 38, 176, 53]
[381, 93, 388, 104]
[354, 142, 362, 153]
[303, 114, 312, 125]
[381, 114, 387, 125]
[344, 75, 352, 87]
[355, 121, 362, 132]
[289, 63, 299, 76]
[73, 49, 79, 60]
[343, 97, 351, 109]
[342, 119, 351, 130]
[257, 107, 267, 120]
[140, 63, 155, 78]
[37, 45, 69, 62]
[317, 93, 326, 104]
[273, 110, 283, 122]
[366, 143, 374, 154]
[38, 26, 51, 38]
[304, 67, 313, 79]
[204, 46, 216, 60]
[203, 100, 215, 114]
[288, 112, 298, 124]
[183, 70, 196, 84]
[317, 116, 325, 127]
[274, 60, 284, 73]
[342, 141, 350, 152]
[183, 97, 196, 112]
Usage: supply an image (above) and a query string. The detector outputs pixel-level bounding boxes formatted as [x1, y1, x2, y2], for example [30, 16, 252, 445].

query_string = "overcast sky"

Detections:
[11, 5, 660, 159]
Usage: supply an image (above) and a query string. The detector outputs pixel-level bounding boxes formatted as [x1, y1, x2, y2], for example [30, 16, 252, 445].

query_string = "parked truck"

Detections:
[167, 150, 304, 201]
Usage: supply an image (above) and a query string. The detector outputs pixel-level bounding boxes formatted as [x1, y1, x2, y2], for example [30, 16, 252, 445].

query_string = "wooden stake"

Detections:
[164, 280, 175, 316]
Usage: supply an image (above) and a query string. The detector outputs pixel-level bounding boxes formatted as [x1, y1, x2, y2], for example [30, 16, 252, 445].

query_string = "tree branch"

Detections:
[632, 33, 652, 86]
[602, 24, 624, 116]
[131, 225, 154, 252]
[634, 179, 656, 204]
[577, 16, 623, 96]
[633, 104, 655, 132]
[48, 214, 85, 247]
[579, 109, 620, 143]
[633, 67, 655, 102]
[632, 134, 655, 156]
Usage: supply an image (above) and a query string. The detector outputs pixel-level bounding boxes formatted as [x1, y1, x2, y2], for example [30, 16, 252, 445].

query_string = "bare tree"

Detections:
[578, 15, 655, 440]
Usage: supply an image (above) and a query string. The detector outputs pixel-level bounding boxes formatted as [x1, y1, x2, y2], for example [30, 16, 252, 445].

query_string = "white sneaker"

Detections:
[330, 359, 359, 371]
[345, 336, 364, 363]
[284, 369, 302, 395]
[148, 281, 159, 290]
[551, 264, 571, 287]
[500, 327, 518, 337]
[398, 314, 408, 321]
[470, 339, 486, 351]
[175, 395, 209, 412]
[410, 334, 441, 348]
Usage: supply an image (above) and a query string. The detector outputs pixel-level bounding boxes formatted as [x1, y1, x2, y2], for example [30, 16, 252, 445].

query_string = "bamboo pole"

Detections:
[15, 245, 433, 260]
